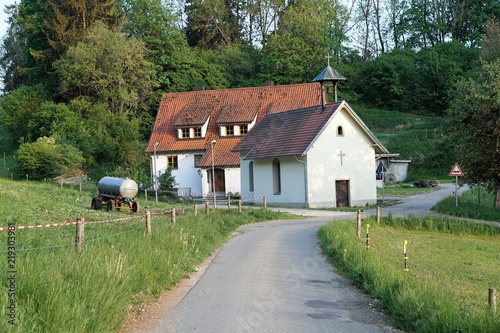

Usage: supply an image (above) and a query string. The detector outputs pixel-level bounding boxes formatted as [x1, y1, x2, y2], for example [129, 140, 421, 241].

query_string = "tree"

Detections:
[259, 0, 333, 84]
[446, 59, 500, 207]
[11, 0, 123, 90]
[45, 0, 123, 54]
[123, 0, 229, 93]
[0, 3, 24, 94]
[16, 136, 86, 180]
[159, 167, 177, 191]
[0, 85, 49, 145]
[185, 0, 243, 49]
[54, 21, 157, 114]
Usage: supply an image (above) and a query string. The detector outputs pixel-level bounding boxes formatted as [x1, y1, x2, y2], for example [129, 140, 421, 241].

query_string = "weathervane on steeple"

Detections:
[313, 53, 346, 110]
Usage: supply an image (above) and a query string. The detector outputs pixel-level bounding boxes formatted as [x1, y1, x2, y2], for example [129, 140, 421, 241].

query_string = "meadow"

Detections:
[0, 179, 297, 332]
[433, 186, 500, 222]
[318, 214, 500, 333]
[354, 104, 451, 182]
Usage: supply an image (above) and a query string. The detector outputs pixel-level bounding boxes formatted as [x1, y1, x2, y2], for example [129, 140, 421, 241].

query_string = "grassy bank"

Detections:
[0, 179, 297, 332]
[354, 105, 451, 182]
[318, 215, 500, 332]
[433, 186, 500, 222]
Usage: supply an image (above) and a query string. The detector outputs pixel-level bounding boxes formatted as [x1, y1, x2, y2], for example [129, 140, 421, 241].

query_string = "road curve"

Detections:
[156, 217, 400, 333]
[139, 184, 465, 333]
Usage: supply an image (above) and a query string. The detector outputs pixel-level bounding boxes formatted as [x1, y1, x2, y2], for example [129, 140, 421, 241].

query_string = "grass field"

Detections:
[0, 179, 298, 332]
[433, 186, 500, 222]
[319, 215, 500, 333]
[354, 105, 452, 182]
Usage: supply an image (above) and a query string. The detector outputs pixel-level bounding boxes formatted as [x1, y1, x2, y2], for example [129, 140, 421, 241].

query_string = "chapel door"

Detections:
[214, 169, 225, 192]
[335, 180, 350, 207]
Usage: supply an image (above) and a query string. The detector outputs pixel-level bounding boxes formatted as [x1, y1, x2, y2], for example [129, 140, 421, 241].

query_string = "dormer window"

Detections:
[240, 125, 248, 135]
[178, 127, 205, 139]
[226, 126, 234, 136]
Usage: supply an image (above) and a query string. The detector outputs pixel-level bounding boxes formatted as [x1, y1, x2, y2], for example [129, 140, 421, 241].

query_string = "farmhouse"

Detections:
[145, 82, 322, 198]
[233, 100, 389, 208]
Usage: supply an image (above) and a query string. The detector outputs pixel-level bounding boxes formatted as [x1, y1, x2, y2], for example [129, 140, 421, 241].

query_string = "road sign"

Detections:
[449, 163, 464, 177]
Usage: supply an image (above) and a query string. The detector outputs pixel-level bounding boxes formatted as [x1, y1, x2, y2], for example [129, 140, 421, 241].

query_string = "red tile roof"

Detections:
[234, 101, 389, 159]
[146, 83, 322, 167]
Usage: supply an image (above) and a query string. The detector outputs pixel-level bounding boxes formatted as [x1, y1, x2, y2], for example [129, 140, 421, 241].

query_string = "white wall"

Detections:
[152, 153, 204, 196]
[240, 156, 306, 206]
[306, 108, 377, 208]
[152, 152, 241, 198]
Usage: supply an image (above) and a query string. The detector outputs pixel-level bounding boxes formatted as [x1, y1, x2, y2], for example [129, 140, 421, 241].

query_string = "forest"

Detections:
[0, 0, 499, 200]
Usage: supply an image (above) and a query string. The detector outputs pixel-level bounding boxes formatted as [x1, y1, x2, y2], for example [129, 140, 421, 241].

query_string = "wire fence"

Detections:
[0, 194, 268, 254]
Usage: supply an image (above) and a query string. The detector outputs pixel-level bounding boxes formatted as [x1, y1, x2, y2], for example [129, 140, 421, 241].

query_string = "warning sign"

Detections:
[449, 163, 464, 177]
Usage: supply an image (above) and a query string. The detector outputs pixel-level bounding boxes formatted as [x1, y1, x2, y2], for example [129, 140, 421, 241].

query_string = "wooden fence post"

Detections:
[238, 200, 242, 214]
[75, 218, 84, 253]
[377, 206, 381, 225]
[357, 210, 361, 238]
[79, 182, 82, 192]
[171, 208, 176, 224]
[145, 189, 148, 202]
[194, 204, 198, 216]
[227, 194, 231, 209]
[205, 201, 210, 215]
[263, 196, 267, 209]
[145, 211, 151, 234]
[489, 288, 497, 313]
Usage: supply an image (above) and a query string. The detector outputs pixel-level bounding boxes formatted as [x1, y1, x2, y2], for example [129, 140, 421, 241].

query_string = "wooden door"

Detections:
[214, 169, 225, 192]
[335, 180, 350, 207]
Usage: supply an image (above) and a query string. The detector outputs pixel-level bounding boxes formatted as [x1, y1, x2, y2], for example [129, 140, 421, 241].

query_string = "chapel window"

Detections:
[249, 161, 254, 192]
[272, 158, 281, 195]
[337, 126, 344, 136]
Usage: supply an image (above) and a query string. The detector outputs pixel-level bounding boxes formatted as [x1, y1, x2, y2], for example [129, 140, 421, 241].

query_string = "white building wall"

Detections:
[152, 153, 204, 196]
[224, 168, 241, 195]
[240, 156, 306, 206]
[152, 152, 241, 198]
[307, 108, 377, 208]
[239, 156, 253, 200]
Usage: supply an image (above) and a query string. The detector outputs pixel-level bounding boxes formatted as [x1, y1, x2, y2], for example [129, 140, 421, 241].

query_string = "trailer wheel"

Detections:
[106, 200, 116, 212]
[132, 201, 140, 213]
[91, 197, 101, 210]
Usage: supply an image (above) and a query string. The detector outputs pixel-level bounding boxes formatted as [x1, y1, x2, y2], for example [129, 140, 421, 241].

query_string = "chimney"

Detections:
[265, 80, 274, 86]
[192, 86, 205, 91]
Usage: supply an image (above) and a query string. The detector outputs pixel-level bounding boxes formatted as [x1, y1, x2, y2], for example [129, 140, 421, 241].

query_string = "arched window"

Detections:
[337, 126, 344, 136]
[272, 158, 281, 194]
[249, 162, 254, 192]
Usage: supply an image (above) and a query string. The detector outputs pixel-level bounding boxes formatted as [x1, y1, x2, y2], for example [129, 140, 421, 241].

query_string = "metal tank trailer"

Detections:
[91, 177, 140, 213]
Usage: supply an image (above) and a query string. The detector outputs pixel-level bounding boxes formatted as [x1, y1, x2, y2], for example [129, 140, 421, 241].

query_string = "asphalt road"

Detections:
[153, 184, 465, 333]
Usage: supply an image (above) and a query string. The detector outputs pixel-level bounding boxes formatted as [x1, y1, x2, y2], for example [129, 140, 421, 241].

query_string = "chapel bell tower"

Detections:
[312, 56, 346, 110]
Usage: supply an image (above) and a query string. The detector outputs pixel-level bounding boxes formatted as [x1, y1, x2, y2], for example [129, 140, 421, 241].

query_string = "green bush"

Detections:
[16, 137, 85, 180]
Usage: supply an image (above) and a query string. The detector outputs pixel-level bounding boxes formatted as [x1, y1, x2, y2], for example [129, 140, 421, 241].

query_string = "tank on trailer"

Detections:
[91, 177, 140, 213]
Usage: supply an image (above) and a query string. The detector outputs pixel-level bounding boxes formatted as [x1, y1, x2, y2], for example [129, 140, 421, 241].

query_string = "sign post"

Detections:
[449, 163, 464, 207]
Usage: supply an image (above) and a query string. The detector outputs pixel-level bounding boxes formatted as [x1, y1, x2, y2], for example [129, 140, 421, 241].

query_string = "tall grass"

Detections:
[433, 187, 500, 222]
[318, 215, 500, 332]
[0, 179, 297, 332]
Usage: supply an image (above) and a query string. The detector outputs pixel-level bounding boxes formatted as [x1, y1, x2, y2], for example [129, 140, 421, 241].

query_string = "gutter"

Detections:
[295, 156, 309, 208]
